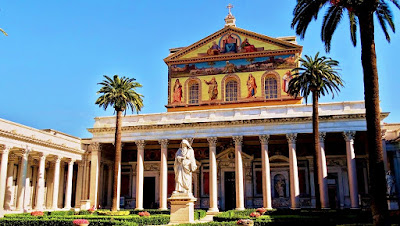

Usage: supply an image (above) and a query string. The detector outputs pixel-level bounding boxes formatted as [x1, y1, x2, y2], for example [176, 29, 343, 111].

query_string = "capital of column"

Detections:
[89, 142, 101, 153]
[232, 136, 243, 146]
[20, 147, 31, 156]
[0, 144, 10, 153]
[343, 131, 356, 142]
[259, 135, 270, 145]
[66, 158, 75, 165]
[286, 133, 297, 144]
[207, 137, 218, 146]
[53, 155, 61, 163]
[184, 137, 194, 145]
[158, 139, 169, 148]
[38, 152, 47, 161]
[9, 153, 17, 162]
[319, 132, 326, 142]
[135, 140, 146, 149]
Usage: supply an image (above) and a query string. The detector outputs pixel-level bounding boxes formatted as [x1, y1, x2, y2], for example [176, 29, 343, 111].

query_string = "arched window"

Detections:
[225, 80, 238, 101]
[265, 78, 277, 99]
[188, 82, 199, 104]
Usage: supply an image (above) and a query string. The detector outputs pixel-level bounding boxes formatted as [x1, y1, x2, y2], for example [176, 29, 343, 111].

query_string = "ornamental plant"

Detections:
[73, 219, 89, 225]
[237, 219, 254, 225]
[88, 206, 96, 214]
[256, 208, 267, 215]
[249, 211, 261, 218]
[30, 211, 44, 216]
[138, 211, 150, 217]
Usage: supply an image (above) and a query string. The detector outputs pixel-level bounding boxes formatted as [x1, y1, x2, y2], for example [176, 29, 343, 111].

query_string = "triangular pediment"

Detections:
[164, 26, 302, 64]
[216, 147, 254, 161]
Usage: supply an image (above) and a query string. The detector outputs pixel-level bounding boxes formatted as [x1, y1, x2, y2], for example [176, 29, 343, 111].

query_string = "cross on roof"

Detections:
[227, 3, 233, 15]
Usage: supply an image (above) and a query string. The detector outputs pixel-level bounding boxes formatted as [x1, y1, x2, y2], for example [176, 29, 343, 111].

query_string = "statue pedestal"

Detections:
[387, 196, 399, 210]
[168, 192, 197, 224]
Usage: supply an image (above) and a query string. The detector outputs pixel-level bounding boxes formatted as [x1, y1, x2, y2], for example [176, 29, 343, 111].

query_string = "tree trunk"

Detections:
[359, 10, 388, 226]
[112, 110, 123, 211]
[312, 90, 321, 209]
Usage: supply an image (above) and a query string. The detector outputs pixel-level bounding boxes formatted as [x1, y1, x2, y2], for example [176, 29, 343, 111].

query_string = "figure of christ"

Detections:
[282, 70, 293, 93]
[172, 79, 182, 103]
[246, 74, 257, 98]
[174, 139, 197, 194]
[204, 77, 218, 100]
[223, 34, 237, 53]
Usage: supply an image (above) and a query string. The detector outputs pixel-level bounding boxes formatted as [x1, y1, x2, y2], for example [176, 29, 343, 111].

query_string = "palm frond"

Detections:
[292, 0, 330, 39]
[376, 1, 396, 42]
[322, 5, 344, 52]
[348, 11, 358, 46]
[0, 28, 8, 36]
[388, 0, 400, 9]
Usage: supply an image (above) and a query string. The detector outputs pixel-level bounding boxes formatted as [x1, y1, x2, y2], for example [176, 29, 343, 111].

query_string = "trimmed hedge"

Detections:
[194, 209, 207, 220]
[0, 218, 134, 226]
[97, 210, 130, 216]
[125, 209, 170, 215]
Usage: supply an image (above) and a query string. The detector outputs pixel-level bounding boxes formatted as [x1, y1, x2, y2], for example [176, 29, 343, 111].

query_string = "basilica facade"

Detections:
[0, 12, 399, 214]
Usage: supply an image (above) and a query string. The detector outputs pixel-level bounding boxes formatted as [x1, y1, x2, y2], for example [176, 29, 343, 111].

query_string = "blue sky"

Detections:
[0, 1, 399, 138]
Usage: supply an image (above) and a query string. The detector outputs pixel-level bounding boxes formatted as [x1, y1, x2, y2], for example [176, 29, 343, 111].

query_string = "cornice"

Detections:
[88, 113, 388, 134]
[0, 128, 84, 154]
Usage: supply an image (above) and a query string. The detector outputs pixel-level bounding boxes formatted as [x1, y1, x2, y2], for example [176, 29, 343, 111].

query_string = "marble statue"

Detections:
[174, 139, 197, 194]
[386, 170, 396, 196]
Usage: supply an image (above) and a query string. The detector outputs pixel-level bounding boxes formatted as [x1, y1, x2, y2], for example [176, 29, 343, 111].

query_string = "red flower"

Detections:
[249, 211, 261, 218]
[138, 211, 150, 217]
[73, 219, 89, 225]
[30, 211, 44, 216]
[256, 208, 267, 214]
[88, 205, 96, 214]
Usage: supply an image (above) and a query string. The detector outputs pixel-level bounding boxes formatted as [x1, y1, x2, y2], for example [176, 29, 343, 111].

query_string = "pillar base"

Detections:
[387, 198, 399, 210]
[206, 208, 219, 215]
[235, 207, 245, 211]
[168, 192, 197, 224]
[80, 200, 91, 210]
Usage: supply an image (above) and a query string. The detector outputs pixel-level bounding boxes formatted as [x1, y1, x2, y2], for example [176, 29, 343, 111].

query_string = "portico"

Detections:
[88, 101, 374, 210]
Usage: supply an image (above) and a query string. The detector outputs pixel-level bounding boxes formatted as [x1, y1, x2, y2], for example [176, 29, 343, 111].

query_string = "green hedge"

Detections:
[0, 218, 134, 226]
[125, 209, 170, 215]
[194, 209, 207, 220]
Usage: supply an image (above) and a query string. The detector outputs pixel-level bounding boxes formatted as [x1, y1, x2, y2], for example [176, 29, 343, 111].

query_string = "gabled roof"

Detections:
[164, 26, 302, 65]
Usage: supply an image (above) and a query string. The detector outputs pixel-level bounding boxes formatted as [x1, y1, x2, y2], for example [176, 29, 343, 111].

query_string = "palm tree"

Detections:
[0, 28, 7, 36]
[292, 1, 399, 224]
[288, 53, 343, 209]
[95, 75, 144, 211]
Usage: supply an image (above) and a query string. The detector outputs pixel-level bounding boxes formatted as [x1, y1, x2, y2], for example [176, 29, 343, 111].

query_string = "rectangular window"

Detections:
[189, 83, 199, 104]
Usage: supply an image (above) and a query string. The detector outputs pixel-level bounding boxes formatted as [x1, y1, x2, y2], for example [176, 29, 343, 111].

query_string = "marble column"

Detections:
[4, 153, 16, 210]
[89, 142, 100, 208]
[207, 137, 219, 213]
[286, 133, 300, 209]
[135, 140, 145, 210]
[158, 139, 168, 210]
[97, 162, 104, 207]
[75, 161, 84, 208]
[16, 148, 29, 210]
[52, 156, 61, 209]
[259, 135, 272, 210]
[0, 146, 10, 210]
[233, 136, 245, 210]
[318, 132, 329, 209]
[107, 164, 113, 208]
[35, 153, 46, 210]
[64, 159, 74, 209]
[343, 131, 359, 208]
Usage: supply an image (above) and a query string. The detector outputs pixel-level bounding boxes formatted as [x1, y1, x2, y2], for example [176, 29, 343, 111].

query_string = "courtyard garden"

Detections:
[1, 208, 400, 226]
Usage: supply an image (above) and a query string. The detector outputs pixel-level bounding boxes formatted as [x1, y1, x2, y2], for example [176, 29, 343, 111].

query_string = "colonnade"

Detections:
[125, 131, 360, 211]
[0, 145, 76, 211]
